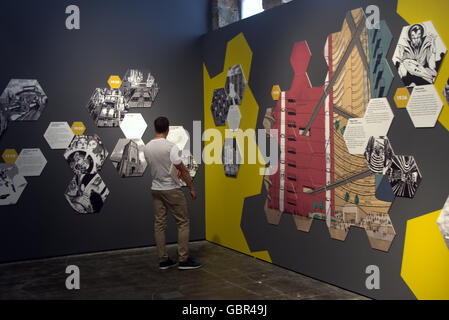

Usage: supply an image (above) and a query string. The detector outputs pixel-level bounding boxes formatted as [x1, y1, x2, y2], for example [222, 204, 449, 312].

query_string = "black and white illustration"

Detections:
[0, 163, 27, 206]
[0, 108, 7, 137]
[210, 88, 231, 126]
[64, 135, 108, 175]
[178, 151, 199, 187]
[444, 78, 449, 105]
[222, 138, 242, 178]
[110, 139, 147, 177]
[0, 79, 47, 121]
[392, 21, 447, 86]
[65, 173, 109, 214]
[437, 196, 449, 249]
[225, 65, 246, 105]
[86, 88, 127, 127]
[121, 69, 159, 108]
[364, 136, 395, 174]
[386, 155, 422, 198]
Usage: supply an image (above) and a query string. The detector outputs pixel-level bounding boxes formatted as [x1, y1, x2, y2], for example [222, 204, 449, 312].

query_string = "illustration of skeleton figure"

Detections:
[225, 65, 246, 105]
[0, 164, 27, 206]
[65, 173, 109, 214]
[364, 136, 394, 174]
[392, 22, 447, 86]
[386, 155, 422, 198]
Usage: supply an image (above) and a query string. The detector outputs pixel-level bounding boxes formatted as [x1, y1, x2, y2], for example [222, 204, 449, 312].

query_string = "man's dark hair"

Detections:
[154, 116, 169, 133]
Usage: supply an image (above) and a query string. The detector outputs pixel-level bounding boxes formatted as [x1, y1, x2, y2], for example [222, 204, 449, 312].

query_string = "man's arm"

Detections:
[174, 162, 197, 200]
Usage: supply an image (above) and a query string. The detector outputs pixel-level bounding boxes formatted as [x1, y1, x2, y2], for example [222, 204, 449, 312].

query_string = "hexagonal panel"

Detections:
[15, 148, 47, 176]
[44, 122, 75, 150]
[0, 79, 48, 121]
[167, 126, 189, 151]
[120, 113, 147, 139]
[121, 69, 159, 108]
[444, 78, 449, 105]
[271, 85, 281, 101]
[364, 98, 394, 137]
[107, 75, 122, 89]
[226, 105, 241, 131]
[394, 87, 411, 109]
[406, 84, 443, 128]
[178, 150, 199, 187]
[210, 88, 231, 126]
[225, 65, 246, 105]
[71, 122, 86, 135]
[0, 163, 27, 206]
[110, 138, 147, 177]
[437, 196, 449, 250]
[392, 21, 447, 87]
[86, 88, 127, 127]
[222, 138, 241, 178]
[64, 135, 108, 175]
[0, 108, 7, 138]
[65, 173, 109, 214]
[2, 149, 18, 163]
[343, 118, 367, 155]
[364, 136, 395, 174]
[386, 155, 422, 198]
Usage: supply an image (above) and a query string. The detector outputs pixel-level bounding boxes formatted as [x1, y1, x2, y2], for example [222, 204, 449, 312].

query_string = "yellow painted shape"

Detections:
[71, 122, 86, 135]
[2, 149, 18, 163]
[107, 75, 122, 89]
[271, 85, 281, 101]
[401, 210, 449, 300]
[203, 33, 271, 263]
[394, 87, 410, 109]
[397, 0, 449, 130]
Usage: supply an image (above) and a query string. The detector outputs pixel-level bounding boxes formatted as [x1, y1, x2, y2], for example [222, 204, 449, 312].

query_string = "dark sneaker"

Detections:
[159, 258, 177, 270]
[178, 258, 202, 270]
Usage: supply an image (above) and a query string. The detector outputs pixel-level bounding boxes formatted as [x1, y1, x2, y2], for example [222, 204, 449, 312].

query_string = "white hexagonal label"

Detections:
[392, 21, 447, 87]
[364, 98, 394, 137]
[44, 122, 75, 150]
[65, 173, 109, 214]
[227, 105, 241, 131]
[64, 135, 108, 175]
[437, 196, 449, 250]
[406, 84, 443, 128]
[110, 138, 147, 177]
[120, 113, 147, 139]
[0, 163, 27, 206]
[343, 118, 367, 155]
[167, 126, 189, 151]
[0, 79, 48, 121]
[15, 148, 47, 177]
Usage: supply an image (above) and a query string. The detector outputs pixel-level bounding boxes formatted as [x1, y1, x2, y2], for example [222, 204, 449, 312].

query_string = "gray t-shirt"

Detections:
[144, 138, 182, 190]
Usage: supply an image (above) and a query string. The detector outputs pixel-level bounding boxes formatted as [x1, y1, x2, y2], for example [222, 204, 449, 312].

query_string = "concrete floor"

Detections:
[0, 241, 368, 300]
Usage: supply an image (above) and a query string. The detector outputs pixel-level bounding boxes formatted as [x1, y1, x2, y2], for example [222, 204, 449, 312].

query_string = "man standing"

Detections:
[144, 116, 201, 270]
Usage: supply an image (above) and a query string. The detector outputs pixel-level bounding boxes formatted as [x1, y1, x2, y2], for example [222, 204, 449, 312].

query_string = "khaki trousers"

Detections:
[151, 188, 190, 263]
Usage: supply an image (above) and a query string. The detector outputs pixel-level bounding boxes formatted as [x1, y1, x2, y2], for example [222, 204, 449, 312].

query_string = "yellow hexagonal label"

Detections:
[394, 87, 410, 109]
[271, 85, 281, 101]
[2, 149, 18, 163]
[71, 122, 86, 135]
[107, 75, 122, 89]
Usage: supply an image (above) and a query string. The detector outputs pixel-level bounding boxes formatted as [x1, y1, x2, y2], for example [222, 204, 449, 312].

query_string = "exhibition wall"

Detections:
[0, 0, 209, 262]
[202, 0, 449, 299]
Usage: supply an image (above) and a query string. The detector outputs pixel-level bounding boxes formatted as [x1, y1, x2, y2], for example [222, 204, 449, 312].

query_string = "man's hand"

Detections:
[189, 189, 197, 200]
